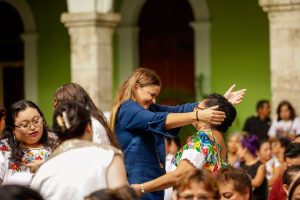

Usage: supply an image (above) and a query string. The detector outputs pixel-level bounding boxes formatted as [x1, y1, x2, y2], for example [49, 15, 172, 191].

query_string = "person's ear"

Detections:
[283, 184, 289, 196]
[242, 187, 251, 199]
[134, 83, 140, 89]
[85, 123, 93, 135]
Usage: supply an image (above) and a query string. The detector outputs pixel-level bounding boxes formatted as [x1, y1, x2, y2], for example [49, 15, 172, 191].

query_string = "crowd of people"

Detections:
[0, 68, 299, 200]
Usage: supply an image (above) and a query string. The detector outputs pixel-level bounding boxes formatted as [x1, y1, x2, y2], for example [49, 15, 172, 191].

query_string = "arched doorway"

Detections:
[0, 1, 24, 108]
[138, 0, 195, 104]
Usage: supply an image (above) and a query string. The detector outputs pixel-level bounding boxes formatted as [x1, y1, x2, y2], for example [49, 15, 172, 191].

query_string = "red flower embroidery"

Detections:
[0, 144, 8, 152]
[9, 163, 20, 171]
[35, 156, 42, 160]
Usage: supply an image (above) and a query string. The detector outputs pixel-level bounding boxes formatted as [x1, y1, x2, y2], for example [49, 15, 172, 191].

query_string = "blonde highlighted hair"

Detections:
[109, 68, 161, 132]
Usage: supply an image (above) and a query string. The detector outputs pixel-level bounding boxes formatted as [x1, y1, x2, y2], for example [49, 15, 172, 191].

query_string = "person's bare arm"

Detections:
[132, 160, 195, 195]
[165, 106, 225, 130]
[107, 154, 128, 189]
[252, 164, 266, 188]
[268, 166, 284, 187]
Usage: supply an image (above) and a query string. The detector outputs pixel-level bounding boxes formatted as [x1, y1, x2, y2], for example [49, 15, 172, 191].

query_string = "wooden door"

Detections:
[139, 0, 195, 105]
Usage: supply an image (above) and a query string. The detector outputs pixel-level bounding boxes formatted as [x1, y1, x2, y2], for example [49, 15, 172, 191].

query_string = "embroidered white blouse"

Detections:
[0, 139, 52, 186]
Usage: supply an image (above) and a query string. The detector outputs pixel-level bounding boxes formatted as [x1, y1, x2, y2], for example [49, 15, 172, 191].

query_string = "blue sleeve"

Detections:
[118, 100, 178, 137]
[149, 102, 199, 113]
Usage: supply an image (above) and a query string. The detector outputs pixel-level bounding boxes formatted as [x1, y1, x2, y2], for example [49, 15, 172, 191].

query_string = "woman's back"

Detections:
[31, 140, 121, 200]
[240, 161, 268, 200]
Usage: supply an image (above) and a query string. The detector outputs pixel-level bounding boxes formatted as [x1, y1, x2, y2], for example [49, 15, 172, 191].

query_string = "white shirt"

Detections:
[268, 117, 300, 138]
[91, 117, 110, 145]
[31, 145, 116, 200]
[265, 156, 281, 180]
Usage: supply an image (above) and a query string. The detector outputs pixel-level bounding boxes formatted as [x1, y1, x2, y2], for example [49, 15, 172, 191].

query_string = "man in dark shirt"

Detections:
[243, 100, 271, 140]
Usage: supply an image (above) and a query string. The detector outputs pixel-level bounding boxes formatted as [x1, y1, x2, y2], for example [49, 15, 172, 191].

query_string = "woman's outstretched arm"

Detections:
[131, 160, 195, 195]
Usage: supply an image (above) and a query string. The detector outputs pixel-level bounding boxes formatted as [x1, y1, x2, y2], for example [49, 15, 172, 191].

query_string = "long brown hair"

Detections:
[109, 68, 161, 132]
[54, 83, 119, 148]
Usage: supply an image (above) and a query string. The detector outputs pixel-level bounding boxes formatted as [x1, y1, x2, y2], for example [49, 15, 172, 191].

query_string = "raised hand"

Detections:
[197, 105, 226, 125]
[224, 84, 246, 105]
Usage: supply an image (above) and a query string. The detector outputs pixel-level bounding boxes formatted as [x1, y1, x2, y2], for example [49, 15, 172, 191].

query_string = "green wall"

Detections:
[27, 0, 70, 123]
[208, 0, 271, 132]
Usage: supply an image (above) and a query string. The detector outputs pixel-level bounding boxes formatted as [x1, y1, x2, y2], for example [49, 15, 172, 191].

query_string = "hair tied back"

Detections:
[56, 111, 71, 132]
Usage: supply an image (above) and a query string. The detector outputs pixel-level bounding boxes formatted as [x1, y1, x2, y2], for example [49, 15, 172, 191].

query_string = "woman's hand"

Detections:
[224, 84, 246, 105]
[131, 184, 142, 196]
[26, 160, 44, 173]
[197, 105, 226, 125]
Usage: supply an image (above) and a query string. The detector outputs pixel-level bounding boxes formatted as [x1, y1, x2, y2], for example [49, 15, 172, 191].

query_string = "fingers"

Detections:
[227, 84, 236, 93]
[206, 105, 219, 110]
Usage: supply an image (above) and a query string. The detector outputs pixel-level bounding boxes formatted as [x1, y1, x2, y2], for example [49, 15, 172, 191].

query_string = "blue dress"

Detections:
[115, 100, 197, 200]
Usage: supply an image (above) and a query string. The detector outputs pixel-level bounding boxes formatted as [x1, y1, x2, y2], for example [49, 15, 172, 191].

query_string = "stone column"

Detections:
[61, 10, 120, 111]
[190, 21, 212, 100]
[259, 0, 300, 115]
[21, 33, 38, 103]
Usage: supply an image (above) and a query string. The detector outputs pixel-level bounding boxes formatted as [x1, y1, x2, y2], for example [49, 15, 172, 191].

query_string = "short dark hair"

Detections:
[52, 101, 91, 141]
[256, 100, 269, 112]
[284, 143, 300, 160]
[0, 184, 44, 200]
[277, 101, 296, 121]
[204, 94, 237, 132]
[282, 165, 300, 186]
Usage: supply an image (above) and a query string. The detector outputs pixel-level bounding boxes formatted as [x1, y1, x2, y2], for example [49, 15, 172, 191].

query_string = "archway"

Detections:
[138, 0, 194, 104]
[0, 1, 24, 107]
[0, 0, 37, 105]
[117, 0, 211, 100]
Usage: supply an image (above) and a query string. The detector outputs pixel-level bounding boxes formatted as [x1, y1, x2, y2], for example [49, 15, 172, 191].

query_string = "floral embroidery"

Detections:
[0, 139, 52, 174]
[171, 129, 228, 175]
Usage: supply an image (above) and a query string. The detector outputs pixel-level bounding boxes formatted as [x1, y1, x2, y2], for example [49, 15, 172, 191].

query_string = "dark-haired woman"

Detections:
[131, 93, 237, 196]
[31, 101, 127, 200]
[268, 101, 300, 139]
[0, 100, 58, 186]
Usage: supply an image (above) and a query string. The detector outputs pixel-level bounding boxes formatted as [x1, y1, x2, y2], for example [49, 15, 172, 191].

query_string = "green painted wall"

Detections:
[27, 0, 70, 123]
[208, 0, 271, 133]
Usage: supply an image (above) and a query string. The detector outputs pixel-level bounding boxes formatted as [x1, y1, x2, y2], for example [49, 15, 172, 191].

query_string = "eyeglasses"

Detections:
[178, 194, 215, 200]
[15, 116, 43, 130]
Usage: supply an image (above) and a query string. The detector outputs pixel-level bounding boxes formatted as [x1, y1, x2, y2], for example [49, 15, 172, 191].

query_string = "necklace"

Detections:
[154, 145, 164, 169]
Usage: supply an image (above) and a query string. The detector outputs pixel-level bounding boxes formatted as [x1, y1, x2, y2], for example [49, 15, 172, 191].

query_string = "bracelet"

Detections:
[196, 110, 200, 121]
[140, 183, 145, 193]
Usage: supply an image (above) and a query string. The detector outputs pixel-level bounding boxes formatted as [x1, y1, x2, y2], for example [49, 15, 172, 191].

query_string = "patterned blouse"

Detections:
[0, 134, 57, 186]
[169, 128, 227, 175]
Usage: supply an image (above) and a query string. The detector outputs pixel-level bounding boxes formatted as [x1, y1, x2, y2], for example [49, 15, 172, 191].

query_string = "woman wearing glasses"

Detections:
[0, 100, 58, 186]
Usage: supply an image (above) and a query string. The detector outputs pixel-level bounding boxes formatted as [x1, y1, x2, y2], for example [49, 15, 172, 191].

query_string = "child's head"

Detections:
[173, 169, 219, 200]
[217, 167, 252, 200]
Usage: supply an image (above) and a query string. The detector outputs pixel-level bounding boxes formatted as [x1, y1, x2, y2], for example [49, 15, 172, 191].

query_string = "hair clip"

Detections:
[62, 111, 71, 129]
[56, 115, 65, 132]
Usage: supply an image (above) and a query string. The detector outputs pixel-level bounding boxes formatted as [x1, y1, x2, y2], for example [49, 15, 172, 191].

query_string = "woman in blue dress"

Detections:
[109, 68, 245, 200]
